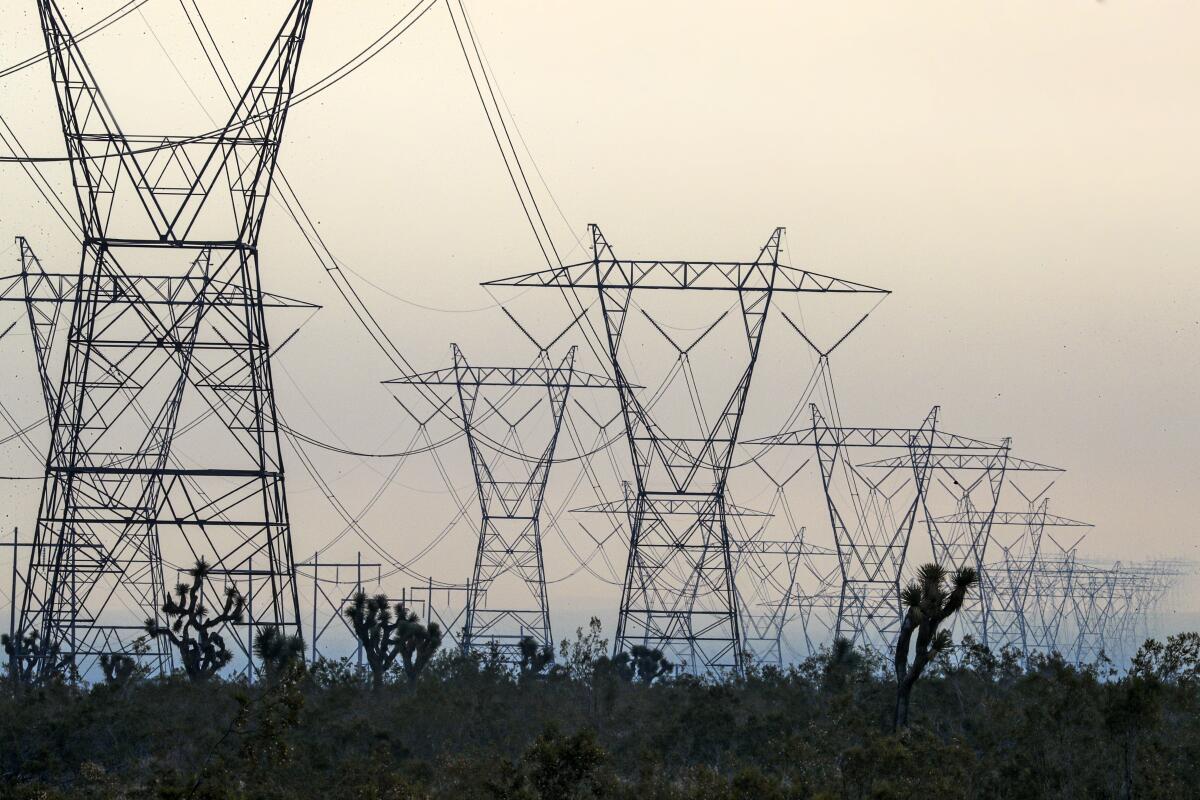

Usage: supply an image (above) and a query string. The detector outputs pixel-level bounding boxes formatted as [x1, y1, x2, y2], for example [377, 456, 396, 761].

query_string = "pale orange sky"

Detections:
[0, 1, 1196, 648]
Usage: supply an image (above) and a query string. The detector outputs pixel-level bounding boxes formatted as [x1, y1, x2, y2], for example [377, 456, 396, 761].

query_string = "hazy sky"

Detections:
[0, 1, 1196, 648]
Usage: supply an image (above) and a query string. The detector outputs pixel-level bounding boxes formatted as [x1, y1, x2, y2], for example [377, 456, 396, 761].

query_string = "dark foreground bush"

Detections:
[1, 632, 1198, 799]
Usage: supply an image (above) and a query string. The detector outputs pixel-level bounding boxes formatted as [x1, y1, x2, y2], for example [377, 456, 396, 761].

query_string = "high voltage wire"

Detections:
[0, 0, 151, 80]
[92, 0, 610, 465]
[0, 3, 624, 606]
[0, 0, 440, 163]
[148, 0, 633, 602]
[0, 0, 615, 462]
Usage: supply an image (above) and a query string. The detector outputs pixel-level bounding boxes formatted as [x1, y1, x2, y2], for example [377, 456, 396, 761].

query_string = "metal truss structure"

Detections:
[487, 225, 887, 674]
[406, 578, 471, 653]
[296, 553, 472, 668]
[1116, 559, 1194, 653]
[1010, 550, 1080, 658]
[733, 537, 837, 668]
[387, 345, 614, 661]
[295, 553, 383, 665]
[1064, 559, 1188, 666]
[864, 442, 1062, 648]
[976, 498, 1190, 665]
[730, 460, 814, 667]
[747, 406, 1015, 652]
[574, 495, 821, 669]
[966, 500, 1092, 655]
[3, 0, 314, 679]
[0, 0, 1189, 690]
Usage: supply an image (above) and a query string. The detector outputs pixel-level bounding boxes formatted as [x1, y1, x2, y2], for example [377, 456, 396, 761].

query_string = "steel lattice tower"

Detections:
[748, 406, 1013, 652]
[862, 440, 1062, 648]
[487, 225, 887, 673]
[967, 501, 1091, 655]
[10, 0, 314, 679]
[573, 498, 809, 668]
[733, 537, 830, 668]
[387, 346, 615, 661]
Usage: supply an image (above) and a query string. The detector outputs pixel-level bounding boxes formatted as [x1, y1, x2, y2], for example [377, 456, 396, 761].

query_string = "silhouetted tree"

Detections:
[344, 592, 400, 689]
[145, 557, 245, 682]
[518, 635, 555, 679]
[1131, 631, 1200, 685]
[1108, 633, 1200, 800]
[823, 635, 865, 692]
[395, 606, 442, 685]
[344, 592, 442, 688]
[557, 616, 608, 681]
[1, 629, 54, 685]
[893, 562, 978, 729]
[607, 644, 672, 684]
[254, 625, 305, 683]
[490, 725, 612, 798]
[99, 653, 137, 686]
[1105, 669, 1162, 800]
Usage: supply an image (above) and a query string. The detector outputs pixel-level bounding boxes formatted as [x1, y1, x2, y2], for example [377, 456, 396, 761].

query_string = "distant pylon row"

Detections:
[3, 0, 1186, 685]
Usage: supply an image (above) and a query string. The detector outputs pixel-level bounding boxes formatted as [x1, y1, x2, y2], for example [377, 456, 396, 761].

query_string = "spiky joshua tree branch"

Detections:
[254, 625, 305, 684]
[145, 557, 245, 682]
[1, 629, 57, 685]
[344, 592, 442, 688]
[893, 562, 979, 730]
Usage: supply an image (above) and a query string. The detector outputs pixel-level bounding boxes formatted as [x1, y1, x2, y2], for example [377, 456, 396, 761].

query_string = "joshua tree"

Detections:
[395, 605, 443, 685]
[345, 592, 401, 688]
[823, 636, 866, 692]
[893, 562, 979, 729]
[344, 592, 443, 688]
[518, 635, 555, 679]
[99, 653, 137, 686]
[1, 629, 54, 684]
[145, 557, 245, 682]
[253, 625, 305, 683]
[608, 644, 672, 684]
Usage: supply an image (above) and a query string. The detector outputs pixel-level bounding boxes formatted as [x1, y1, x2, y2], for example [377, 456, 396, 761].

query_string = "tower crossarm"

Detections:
[857, 453, 1062, 471]
[934, 510, 1093, 527]
[385, 364, 616, 389]
[746, 421, 999, 451]
[0, 270, 318, 310]
[483, 260, 889, 294]
[571, 497, 773, 517]
[732, 539, 834, 557]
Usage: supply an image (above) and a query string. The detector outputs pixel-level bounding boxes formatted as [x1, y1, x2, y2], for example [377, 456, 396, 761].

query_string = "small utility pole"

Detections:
[8, 527, 17, 642]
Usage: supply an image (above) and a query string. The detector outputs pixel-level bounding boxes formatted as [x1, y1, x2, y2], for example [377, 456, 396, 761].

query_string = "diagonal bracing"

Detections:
[8, 0, 315, 680]
[387, 345, 615, 662]
[861, 439, 1062, 648]
[487, 225, 887, 674]
[747, 406, 1012, 652]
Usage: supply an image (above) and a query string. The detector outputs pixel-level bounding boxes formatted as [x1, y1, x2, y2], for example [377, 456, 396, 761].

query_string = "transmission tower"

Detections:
[787, 559, 844, 656]
[748, 405, 1014, 652]
[732, 537, 836, 668]
[8, 0, 314, 679]
[963, 500, 1091, 655]
[572, 496, 810, 668]
[486, 225, 887, 674]
[1066, 562, 1123, 664]
[294, 552, 382, 665]
[387, 345, 614, 662]
[862, 441, 1063, 648]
